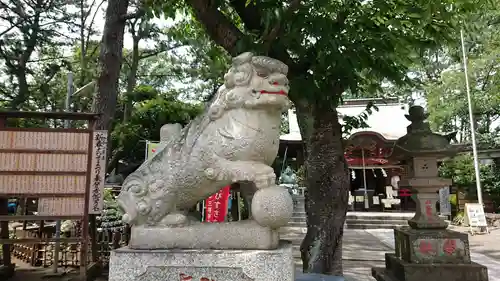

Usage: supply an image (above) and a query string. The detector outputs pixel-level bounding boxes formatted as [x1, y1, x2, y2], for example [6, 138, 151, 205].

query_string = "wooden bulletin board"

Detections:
[0, 111, 106, 280]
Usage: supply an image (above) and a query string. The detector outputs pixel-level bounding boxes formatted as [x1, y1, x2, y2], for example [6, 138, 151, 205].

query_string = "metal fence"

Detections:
[10, 222, 130, 268]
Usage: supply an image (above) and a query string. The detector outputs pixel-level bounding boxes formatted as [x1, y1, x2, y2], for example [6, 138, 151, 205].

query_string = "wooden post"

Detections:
[80, 119, 96, 280]
[0, 198, 10, 267]
[0, 117, 12, 269]
[89, 215, 98, 263]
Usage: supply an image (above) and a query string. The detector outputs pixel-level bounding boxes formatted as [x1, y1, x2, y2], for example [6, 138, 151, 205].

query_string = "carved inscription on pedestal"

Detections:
[136, 266, 253, 281]
[413, 238, 466, 260]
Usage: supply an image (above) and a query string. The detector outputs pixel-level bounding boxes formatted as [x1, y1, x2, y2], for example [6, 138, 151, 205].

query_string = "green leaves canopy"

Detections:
[147, 0, 482, 107]
[110, 95, 202, 164]
[424, 1, 500, 148]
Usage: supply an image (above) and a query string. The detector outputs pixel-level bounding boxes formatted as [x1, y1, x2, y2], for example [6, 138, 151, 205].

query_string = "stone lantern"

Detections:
[372, 105, 488, 281]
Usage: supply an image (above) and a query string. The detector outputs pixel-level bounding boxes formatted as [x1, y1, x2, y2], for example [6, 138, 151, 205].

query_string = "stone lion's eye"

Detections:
[257, 72, 268, 77]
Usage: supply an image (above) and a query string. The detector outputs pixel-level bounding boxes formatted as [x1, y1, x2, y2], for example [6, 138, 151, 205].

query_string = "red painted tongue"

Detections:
[260, 90, 287, 95]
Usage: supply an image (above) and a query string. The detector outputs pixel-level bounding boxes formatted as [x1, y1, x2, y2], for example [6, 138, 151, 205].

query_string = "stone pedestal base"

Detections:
[394, 227, 470, 264]
[372, 227, 488, 281]
[129, 220, 279, 250]
[372, 254, 488, 281]
[109, 240, 294, 281]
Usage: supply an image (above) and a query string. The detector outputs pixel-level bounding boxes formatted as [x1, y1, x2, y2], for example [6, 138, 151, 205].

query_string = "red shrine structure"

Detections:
[279, 98, 415, 211]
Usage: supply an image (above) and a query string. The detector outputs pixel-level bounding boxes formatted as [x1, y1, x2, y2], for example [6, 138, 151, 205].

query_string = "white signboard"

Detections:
[464, 203, 488, 227]
[145, 141, 163, 160]
[439, 186, 451, 216]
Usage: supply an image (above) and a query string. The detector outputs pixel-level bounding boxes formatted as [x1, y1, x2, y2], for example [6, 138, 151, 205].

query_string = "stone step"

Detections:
[286, 211, 413, 229]
[290, 217, 307, 223]
[345, 219, 408, 225]
[346, 214, 413, 221]
[345, 223, 405, 230]
[289, 218, 409, 224]
[290, 211, 413, 219]
[292, 212, 306, 218]
[280, 236, 303, 242]
[288, 222, 307, 227]
[287, 221, 405, 229]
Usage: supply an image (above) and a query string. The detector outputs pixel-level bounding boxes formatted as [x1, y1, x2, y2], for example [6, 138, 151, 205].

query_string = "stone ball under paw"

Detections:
[251, 185, 294, 228]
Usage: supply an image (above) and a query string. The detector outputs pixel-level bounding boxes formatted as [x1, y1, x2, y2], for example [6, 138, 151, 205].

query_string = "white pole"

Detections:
[145, 140, 150, 161]
[281, 146, 289, 173]
[361, 148, 369, 209]
[64, 72, 73, 128]
[460, 29, 483, 206]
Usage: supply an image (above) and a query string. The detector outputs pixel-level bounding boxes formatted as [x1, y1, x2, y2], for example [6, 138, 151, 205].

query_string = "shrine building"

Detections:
[279, 97, 416, 212]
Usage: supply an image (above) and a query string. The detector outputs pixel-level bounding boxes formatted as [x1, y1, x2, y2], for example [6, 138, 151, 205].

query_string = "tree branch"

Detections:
[229, 0, 264, 33]
[0, 17, 27, 37]
[82, 0, 98, 23]
[0, 43, 16, 70]
[85, 0, 106, 55]
[480, 62, 495, 91]
[121, 9, 145, 21]
[262, 0, 302, 47]
[138, 43, 185, 60]
[187, 0, 302, 76]
[185, 0, 246, 56]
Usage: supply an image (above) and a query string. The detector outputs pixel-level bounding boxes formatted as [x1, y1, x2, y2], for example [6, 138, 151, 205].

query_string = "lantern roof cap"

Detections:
[390, 105, 460, 159]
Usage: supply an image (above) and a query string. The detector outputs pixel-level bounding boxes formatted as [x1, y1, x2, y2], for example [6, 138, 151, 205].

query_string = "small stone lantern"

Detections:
[372, 105, 488, 281]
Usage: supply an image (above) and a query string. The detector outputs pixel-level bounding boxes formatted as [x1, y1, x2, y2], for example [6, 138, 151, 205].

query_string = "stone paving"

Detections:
[282, 228, 391, 281]
[285, 226, 500, 281]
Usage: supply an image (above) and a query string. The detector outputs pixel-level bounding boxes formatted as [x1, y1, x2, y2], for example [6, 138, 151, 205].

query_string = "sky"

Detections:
[91, 3, 176, 50]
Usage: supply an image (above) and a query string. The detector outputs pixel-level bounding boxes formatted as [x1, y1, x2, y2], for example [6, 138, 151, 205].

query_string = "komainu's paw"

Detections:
[231, 162, 276, 189]
[158, 212, 190, 227]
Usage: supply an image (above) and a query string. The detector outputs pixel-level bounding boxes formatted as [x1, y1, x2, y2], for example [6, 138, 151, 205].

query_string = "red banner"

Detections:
[399, 188, 412, 197]
[205, 186, 230, 222]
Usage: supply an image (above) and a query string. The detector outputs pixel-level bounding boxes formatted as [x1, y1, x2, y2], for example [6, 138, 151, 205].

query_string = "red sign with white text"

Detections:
[205, 186, 230, 222]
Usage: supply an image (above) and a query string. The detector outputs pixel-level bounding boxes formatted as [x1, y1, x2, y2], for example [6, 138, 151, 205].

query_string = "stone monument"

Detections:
[109, 52, 296, 281]
[372, 106, 488, 281]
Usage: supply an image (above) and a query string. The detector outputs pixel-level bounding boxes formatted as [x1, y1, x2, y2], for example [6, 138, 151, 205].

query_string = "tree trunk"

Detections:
[299, 105, 350, 275]
[106, 147, 124, 173]
[10, 70, 30, 110]
[123, 37, 140, 122]
[94, 0, 130, 131]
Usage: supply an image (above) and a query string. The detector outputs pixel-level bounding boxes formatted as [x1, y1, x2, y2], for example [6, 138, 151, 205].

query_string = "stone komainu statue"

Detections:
[117, 52, 292, 227]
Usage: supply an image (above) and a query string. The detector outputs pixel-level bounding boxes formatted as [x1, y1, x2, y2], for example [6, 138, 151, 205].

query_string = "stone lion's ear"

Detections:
[232, 52, 253, 66]
[224, 72, 235, 89]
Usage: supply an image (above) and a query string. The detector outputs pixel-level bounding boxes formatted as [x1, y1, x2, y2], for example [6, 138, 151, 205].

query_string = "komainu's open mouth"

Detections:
[259, 89, 288, 96]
